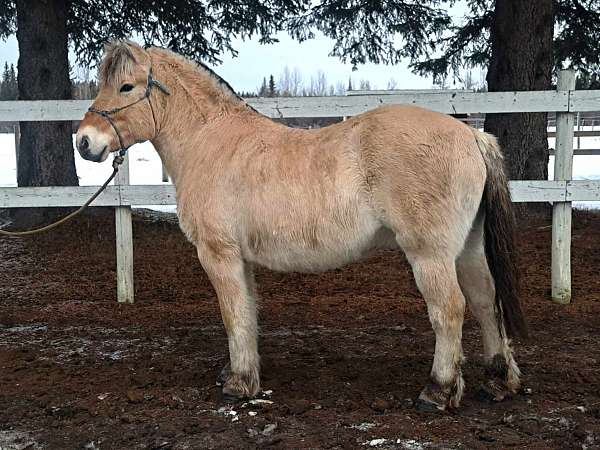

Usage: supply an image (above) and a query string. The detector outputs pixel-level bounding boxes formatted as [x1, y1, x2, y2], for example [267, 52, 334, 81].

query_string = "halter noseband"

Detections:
[87, 66, 170, 159]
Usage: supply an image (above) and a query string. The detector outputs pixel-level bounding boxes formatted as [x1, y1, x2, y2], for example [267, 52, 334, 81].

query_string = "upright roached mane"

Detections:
[77, 40, 526, 411]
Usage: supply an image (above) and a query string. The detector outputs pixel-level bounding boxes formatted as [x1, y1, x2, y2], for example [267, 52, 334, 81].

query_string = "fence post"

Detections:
[114, 154, 134, 304]
[551, 70, 576, 304]
[161, 163, 169, 182]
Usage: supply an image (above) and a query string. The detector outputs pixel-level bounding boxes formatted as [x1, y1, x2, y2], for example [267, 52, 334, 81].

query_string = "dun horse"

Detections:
[77, 40, 526, 411]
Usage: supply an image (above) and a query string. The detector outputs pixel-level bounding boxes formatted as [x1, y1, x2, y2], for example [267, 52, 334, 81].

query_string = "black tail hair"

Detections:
[474, 131, 528, 339]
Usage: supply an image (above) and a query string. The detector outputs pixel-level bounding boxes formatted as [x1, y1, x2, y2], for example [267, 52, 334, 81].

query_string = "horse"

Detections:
[76, 40, 526, 411]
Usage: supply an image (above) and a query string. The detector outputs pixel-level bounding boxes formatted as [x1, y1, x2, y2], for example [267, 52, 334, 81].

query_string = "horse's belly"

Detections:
[242, 212, 397, 273]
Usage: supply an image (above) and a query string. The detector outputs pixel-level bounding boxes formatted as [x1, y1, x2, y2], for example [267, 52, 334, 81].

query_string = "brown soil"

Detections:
[1, 208, 599, 449]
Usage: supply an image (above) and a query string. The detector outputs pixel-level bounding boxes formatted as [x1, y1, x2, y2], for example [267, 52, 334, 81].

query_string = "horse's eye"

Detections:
[120, 84, 134, 93]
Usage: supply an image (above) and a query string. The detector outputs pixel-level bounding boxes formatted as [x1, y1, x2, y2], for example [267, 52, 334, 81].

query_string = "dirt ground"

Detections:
[1, 208, 599, 449]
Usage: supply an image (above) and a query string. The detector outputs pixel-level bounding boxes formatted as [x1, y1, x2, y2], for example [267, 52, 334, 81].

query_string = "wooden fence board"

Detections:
[569, 90, 600, 113]
[567, 180, 600, 201]
[0, 91, 576, 123]
[0, 181, 576, 208]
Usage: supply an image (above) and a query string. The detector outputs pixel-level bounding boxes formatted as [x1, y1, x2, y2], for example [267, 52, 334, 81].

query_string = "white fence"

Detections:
[0, 70, 598, 304]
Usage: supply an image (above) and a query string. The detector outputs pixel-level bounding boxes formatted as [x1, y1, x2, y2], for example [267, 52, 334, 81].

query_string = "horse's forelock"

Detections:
[99, 40, 139, 86]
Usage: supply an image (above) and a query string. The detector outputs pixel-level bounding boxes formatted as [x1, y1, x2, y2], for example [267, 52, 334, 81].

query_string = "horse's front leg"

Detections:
[196, 244, 260, 399]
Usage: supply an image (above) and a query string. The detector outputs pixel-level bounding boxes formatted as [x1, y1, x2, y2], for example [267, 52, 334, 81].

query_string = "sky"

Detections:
[206, 32, 438, 93]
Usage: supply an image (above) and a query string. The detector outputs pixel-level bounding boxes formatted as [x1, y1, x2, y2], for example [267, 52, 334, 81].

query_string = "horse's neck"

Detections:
[151, 132, 187, 187]
[150, 64, 251, 185]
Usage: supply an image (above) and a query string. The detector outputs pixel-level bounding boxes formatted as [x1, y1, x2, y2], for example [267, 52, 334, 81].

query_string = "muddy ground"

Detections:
[1, 208, 599, 449]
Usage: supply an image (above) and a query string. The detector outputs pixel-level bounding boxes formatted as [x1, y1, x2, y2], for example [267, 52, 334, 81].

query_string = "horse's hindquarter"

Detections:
[356, 105, 487, 255]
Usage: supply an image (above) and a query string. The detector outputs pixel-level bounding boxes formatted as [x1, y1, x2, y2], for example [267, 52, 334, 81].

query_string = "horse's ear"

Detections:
[103, 40, 116, 52]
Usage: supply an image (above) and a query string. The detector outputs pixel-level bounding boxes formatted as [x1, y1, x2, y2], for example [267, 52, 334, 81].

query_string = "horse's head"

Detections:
[76, 40, 169, 162]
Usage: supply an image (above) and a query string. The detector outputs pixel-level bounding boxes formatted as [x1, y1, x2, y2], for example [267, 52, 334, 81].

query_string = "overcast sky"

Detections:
[0, 3, 475, 94]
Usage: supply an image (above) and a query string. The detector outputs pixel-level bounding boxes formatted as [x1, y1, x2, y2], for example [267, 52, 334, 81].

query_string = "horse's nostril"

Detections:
[79, 135, 90, 152]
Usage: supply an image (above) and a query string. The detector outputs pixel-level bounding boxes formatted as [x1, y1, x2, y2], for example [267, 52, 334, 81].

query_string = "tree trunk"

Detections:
[15, 0, 78, 188]
[485, 0, 554, 185]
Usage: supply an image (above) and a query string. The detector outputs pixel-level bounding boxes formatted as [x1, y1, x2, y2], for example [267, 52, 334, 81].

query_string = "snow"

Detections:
[0, 134, 176, 213]
[1, 132, 599, 211]
[0, 134, 17, 188]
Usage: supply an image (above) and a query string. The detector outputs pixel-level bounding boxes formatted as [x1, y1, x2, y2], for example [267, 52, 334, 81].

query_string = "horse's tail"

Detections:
[473, 129, 528, 339]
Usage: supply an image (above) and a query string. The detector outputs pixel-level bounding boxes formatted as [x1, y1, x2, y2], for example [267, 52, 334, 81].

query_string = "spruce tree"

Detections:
[0, 62, 9, 100]
[258, 77, 268, 97]
[268, 75, 277, 97]
[8, 63, 17, 99]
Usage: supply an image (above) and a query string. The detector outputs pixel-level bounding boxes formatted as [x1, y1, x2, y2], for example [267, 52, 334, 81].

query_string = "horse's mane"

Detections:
[99, 40, 249, 108]
[195, 60, 245, 103]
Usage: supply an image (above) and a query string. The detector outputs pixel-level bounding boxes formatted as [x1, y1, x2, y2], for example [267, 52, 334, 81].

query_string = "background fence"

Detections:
[0, 70, 598, 304]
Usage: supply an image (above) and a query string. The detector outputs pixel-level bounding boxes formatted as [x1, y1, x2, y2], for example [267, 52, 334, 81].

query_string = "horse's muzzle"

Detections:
[76, 127, 111, 162]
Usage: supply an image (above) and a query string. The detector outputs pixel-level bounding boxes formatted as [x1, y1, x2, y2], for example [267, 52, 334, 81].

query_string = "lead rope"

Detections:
[0, 153, 126, 237]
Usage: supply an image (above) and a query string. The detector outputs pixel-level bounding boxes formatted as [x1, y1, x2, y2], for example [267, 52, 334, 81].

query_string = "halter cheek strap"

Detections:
[87, 66, 170, 158]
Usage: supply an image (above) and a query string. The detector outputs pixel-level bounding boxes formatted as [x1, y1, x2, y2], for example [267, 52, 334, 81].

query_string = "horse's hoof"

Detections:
[476, 381, 511, 403]
[475, 384, 497, 403]
[221, 391, 244, 404]
[414, 398, 445, 412]
[222, 371, 260, 400]
[216, 363, 231, 386]
[416, 380, 455, 412]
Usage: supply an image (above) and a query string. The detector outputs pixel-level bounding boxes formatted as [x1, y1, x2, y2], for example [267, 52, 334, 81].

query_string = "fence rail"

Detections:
[1, 88, 599, 122]
[0, 70, 598, 304]
[1, 180, 600, 208]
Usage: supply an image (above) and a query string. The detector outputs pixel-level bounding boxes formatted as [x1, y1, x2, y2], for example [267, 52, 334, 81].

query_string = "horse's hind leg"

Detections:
[197, 246, 260, 400]
[456, 212, 521, 401]
[407, 252, 466, 411]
